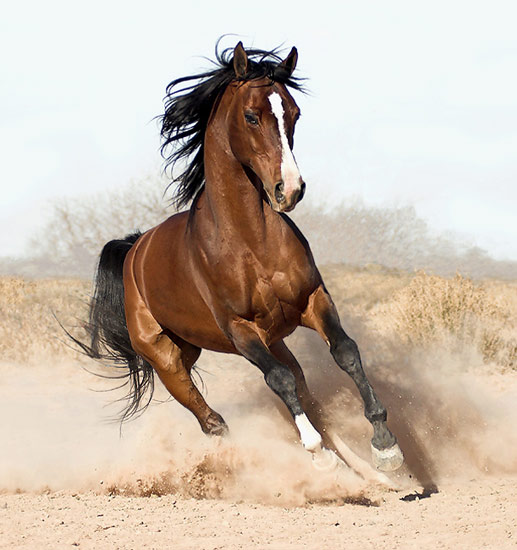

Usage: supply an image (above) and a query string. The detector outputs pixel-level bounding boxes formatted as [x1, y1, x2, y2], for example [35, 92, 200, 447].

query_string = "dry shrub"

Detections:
[2, 268, 515, 372]
[0, 176, 175, 279]
[292, 201, 517, 280]
[3, 176, 517, 280]
[370, 271, 517, 371]
[0, 277, 90, 363]
[35, 176, 174, 276]
[319, 263, 413, 313]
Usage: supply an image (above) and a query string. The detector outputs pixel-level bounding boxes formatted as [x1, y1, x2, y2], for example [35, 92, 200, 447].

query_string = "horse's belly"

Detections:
[154, 294, 237, 353]
[143, 273, 237, 354]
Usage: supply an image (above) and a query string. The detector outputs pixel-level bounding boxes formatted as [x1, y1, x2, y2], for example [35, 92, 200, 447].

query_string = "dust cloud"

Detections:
[291, 324, 517, 491]
[0, 354, 366, 506]
[2, 320, 517, 505]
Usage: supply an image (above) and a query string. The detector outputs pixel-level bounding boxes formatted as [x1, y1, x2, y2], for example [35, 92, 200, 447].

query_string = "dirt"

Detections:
[1, 477, 516, 550]
[2, 276, 517, 549]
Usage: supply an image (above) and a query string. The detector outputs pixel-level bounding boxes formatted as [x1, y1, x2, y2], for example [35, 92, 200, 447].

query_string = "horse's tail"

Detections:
[77, 231, 155, 421]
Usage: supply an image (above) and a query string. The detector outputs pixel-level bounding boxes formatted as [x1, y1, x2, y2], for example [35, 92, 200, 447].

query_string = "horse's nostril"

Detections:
[298, 181, 306, 202]
[274, 181, 285, 203]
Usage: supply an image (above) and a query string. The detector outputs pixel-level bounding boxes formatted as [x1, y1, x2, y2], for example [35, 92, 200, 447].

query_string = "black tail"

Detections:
[76, 232, 155, 422]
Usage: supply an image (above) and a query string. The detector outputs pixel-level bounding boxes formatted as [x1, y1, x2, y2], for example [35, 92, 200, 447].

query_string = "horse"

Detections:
[82, 42, 403, 474]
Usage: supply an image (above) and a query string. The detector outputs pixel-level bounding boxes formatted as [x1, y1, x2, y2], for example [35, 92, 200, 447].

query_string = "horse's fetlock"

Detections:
[367, 408, 388, 423]
[372, 428, 396, 450]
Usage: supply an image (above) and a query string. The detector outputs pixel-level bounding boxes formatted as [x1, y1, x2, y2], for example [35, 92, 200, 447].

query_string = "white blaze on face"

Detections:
[295, 413, 322, 451]
[268, 92, 302, 197]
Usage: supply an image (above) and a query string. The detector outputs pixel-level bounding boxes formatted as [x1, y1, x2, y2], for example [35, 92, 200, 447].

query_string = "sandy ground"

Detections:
[2, 324, 517, 549]
[2, 478, 516, 549]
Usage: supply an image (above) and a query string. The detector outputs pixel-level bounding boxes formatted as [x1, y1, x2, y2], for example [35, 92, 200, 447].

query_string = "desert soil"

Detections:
[2, 273, 517, 549]
[1, 477, 516, 549]
[2, 352, 517, 550]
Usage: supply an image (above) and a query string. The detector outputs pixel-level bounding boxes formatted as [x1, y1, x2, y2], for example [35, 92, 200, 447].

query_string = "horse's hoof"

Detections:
[202, 413, 229, 437]
[371, 443, 404, 472]
[312, 447, 339, 471]
[207, 423, 229, 437]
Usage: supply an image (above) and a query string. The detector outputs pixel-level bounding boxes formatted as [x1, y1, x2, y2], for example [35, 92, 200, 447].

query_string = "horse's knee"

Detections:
[265, 365, 302, 416]
[331, 337, 361, 375]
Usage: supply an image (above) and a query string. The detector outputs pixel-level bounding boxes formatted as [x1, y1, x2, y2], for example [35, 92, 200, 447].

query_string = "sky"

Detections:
[1, 0, 516, 260]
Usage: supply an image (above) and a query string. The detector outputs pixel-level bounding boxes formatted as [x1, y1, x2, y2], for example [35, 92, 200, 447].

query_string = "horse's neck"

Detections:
[189, 118, 312, 279]
[199, 126, 272, 241]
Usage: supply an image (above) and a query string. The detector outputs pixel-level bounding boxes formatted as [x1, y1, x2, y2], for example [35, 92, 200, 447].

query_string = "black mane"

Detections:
[160, 42, 305, 208]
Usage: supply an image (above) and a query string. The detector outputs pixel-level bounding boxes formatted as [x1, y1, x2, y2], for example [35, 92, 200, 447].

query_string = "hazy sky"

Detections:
[1, 0, 516, 260]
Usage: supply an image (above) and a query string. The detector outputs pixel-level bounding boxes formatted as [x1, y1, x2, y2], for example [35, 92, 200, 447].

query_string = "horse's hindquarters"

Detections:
[123, 214, 236, 354]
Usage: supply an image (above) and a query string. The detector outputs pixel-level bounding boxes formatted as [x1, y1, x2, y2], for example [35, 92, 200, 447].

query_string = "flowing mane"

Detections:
[160, 44, 305, 207]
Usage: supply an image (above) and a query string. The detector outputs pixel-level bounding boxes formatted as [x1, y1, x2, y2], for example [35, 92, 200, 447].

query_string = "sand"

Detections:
[2, 272, 517, 549]
[2, 346, 517, 549]
[2, 477, 517, 550]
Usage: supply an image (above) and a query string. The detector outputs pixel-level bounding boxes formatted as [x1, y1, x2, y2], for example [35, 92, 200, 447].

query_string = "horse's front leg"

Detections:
[302, 285, 404, 472]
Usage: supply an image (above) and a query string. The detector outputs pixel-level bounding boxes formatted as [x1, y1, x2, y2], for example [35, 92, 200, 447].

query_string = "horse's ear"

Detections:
[278, 47, 298, 77]
[233, 41, 248, 78]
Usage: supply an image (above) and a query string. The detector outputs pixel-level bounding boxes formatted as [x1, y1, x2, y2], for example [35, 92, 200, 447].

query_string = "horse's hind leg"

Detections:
[123, 253, 227, 436]
[126, 310, 227, 436]
[135, 331, 227, 435]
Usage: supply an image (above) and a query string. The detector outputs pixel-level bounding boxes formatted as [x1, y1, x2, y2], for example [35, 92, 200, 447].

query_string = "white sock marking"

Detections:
[295, 413, 322, 451]
[268, 92, 301, 197]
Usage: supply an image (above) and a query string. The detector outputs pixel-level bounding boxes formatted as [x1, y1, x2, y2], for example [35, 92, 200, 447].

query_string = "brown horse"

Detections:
[83, 42, 403, 473]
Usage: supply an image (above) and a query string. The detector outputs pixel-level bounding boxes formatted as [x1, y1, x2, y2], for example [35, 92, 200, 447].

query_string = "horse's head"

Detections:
[226, 42, 305, 213]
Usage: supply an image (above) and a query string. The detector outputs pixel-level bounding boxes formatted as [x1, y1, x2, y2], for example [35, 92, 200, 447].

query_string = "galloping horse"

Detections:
[84, 42, 403, 473]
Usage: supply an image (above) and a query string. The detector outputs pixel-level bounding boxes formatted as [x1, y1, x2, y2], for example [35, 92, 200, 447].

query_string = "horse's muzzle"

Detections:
[273, 180, 306, 212]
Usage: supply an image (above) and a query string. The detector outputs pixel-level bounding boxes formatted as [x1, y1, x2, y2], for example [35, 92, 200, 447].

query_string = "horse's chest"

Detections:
[250, 271, 310, 337]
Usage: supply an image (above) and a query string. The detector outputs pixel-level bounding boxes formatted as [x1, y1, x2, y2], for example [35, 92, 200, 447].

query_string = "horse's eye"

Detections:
[245, 113, 259, 126]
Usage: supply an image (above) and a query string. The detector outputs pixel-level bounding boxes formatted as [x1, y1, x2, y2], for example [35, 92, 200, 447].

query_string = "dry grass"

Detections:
[1, 267, 516, 371]
[0, 277, 90, 363]
[319, 263, 413, 312]
[369, 271, 517, 371]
